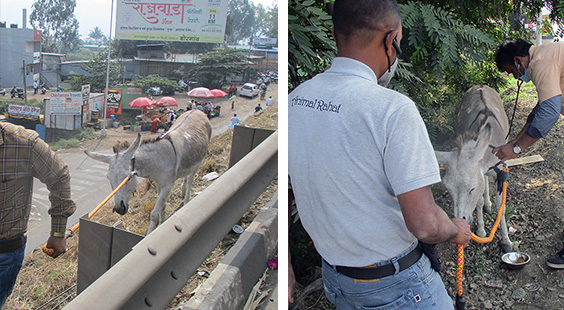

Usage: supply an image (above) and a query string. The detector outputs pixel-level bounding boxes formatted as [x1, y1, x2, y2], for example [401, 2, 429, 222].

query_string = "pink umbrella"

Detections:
[129, 97, 154, 108]
[155, 96, 178, 107]
[210, 89, 228, 97]
[187, 87, 214, 98]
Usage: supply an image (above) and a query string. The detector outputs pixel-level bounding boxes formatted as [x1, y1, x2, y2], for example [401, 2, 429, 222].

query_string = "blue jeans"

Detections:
[322, 253, 453, 309]
[0, 245, 25, 308]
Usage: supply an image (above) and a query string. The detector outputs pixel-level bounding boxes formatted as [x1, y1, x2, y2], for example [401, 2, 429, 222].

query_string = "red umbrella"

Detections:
[155, 96, 178, 107]
[210, 89, 228, 97]
[129, 97, 154, 108]
[187, 87, 214, 98]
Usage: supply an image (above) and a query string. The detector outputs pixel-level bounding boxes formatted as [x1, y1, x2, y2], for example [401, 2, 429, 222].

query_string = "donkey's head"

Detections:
[85, 134, 142, 215]
[435, 124, 493, 225]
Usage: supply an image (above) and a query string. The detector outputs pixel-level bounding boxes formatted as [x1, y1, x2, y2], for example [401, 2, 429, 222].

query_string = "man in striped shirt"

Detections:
[0, 122, 76, 306]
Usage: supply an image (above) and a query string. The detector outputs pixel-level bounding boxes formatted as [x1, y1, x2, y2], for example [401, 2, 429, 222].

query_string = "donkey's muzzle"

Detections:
[114, 201, 128, 215]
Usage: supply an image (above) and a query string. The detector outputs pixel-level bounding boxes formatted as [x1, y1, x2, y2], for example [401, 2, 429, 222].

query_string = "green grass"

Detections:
[49, 128, 100, 151]
[50, 138, 81, 151]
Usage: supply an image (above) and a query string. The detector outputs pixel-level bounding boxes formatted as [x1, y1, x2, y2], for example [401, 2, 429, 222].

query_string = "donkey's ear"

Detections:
[122, 133, 143, 159]
[475, 124, 493, 155]
[84, 150, 113, 164]
[435, 151, 454, 166]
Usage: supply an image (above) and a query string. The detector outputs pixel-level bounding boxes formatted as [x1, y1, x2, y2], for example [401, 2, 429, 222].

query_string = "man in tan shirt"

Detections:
[494, 38, 564, 268]
[0, 122, 76, 306]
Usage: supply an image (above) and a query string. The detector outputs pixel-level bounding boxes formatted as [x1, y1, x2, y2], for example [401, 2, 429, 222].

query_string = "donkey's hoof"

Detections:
[501, 243, 513, 253]
[483, 203, 492, 214]
[477, 230, 487, 238]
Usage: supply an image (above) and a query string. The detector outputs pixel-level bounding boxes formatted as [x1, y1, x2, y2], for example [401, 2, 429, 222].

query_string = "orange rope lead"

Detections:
[456, 244, 464, 296]
[66, 174, 133, 235]
[471, 170, 508, 243]
[42, 173, 134, 256]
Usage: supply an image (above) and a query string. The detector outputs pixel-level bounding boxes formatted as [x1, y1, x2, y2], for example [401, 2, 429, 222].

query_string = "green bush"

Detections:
[50, 138, 80, 151]
[77, 127, 99, 140]
[114, 110, 138, 126]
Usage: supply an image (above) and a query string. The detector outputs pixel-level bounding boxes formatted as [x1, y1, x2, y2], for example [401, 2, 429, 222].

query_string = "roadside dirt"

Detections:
[296, 84, 564, 310]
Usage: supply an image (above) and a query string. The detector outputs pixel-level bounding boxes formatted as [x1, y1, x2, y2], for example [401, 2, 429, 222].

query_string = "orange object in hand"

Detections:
[42, 243, 54, 256]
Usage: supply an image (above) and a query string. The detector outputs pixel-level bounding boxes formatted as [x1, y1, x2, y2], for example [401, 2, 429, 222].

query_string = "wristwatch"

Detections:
[513, 143, 522, 154]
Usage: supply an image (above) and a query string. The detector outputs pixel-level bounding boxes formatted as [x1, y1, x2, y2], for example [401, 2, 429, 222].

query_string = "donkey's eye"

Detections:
[469, 188, 475, 194]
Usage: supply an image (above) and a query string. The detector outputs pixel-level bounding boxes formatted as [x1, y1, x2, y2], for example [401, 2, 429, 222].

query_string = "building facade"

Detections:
[0, 24, 42, 89]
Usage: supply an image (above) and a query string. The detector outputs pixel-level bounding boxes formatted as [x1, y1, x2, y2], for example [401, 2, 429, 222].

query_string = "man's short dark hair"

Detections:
[495, 38, 533, 71]
[332, 0, 401, 48]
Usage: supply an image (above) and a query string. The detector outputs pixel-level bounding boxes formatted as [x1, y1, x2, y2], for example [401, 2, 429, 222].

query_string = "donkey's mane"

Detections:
[141, 136, 164, 145]
[456, 110, 492, 148]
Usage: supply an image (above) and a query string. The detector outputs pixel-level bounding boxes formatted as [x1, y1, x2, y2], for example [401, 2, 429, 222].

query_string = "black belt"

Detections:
[0, 235, 26, 254]
[326, 246, 422, 280]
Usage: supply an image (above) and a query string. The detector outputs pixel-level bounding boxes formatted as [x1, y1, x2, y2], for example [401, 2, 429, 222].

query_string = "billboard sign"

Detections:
[50, 93, 83, 115]
[8, 104, 41, 119]
[116, 0, 228, 43]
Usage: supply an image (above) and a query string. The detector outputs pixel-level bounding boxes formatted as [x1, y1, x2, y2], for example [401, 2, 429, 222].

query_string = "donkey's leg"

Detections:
[476, 199, 487, 238]
[499, 214, 512, 253]
[182, 173, 195, 205]
[483, 175, 492, 214]
[147, 184, 173, 234]
[496, 189, 513, 253]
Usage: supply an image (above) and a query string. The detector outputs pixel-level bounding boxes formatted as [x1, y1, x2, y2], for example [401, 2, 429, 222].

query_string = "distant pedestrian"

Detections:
[266, 96, 273, 106]
[204, 102, 213, 118]
[151, 117, 159, 133]
[230, 114, 241, 126]
[228, 85, 236, 97]
[255, 103, 263, 113]
[166, 110, 176, 130]
[260, 84, 267, 100]
[33, 80, 39, 95]
[230, 95, 237, 109]
[187, 100, 193, 110]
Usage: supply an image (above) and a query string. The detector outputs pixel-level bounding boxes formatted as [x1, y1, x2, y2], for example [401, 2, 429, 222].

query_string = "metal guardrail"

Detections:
[63, 130, 278, 310]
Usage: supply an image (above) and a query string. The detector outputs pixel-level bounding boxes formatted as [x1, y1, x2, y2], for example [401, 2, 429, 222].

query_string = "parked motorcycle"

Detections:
[10, 86, 24, 99]
[0, 89, 5, 96]
[40, 83, 49, 95]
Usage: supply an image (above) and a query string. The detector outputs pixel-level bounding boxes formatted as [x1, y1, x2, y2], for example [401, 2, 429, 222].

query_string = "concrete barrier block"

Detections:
[180, 196, 278, 310]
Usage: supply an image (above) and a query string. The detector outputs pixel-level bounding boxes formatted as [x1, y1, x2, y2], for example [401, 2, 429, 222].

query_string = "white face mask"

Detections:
[378, 58, 398, 87]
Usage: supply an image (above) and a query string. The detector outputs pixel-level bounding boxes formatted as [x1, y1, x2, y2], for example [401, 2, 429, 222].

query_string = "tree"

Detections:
[226, 0, 256, 44]
[188, 48, 257, 89]
[30, 0, 81, 53]
[67, 49, 122, 92]
[288, 0, 336, 89]
[88, 27, 106, 45]
[255, 4, 278, 39]
[130, 74, 178, 94]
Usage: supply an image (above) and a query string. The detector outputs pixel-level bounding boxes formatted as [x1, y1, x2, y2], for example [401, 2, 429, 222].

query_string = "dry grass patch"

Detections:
[5, 103, 278, 309]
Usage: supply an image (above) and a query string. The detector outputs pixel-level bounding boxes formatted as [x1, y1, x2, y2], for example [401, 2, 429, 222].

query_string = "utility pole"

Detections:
[102, 0, 115, 138]
[22, 60, 28, 105]
[536, 11, 542, 46]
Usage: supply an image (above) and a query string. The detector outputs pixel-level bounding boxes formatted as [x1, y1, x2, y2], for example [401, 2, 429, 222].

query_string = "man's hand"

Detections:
[450, 218, 472, 247]
[492, 143, 518, 163]
[289, 253, 296, 304]
[45, 236, 67, 258]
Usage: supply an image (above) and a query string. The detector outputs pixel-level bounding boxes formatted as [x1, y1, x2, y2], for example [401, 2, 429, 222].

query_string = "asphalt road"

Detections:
[27, 150, 113, 253]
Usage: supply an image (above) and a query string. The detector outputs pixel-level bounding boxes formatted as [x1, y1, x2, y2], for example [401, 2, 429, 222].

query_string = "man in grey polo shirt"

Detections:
[288, 0, 471, 308]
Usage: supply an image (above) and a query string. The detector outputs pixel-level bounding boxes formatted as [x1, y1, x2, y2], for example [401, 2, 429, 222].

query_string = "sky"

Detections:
[0, 0, 277, 38]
